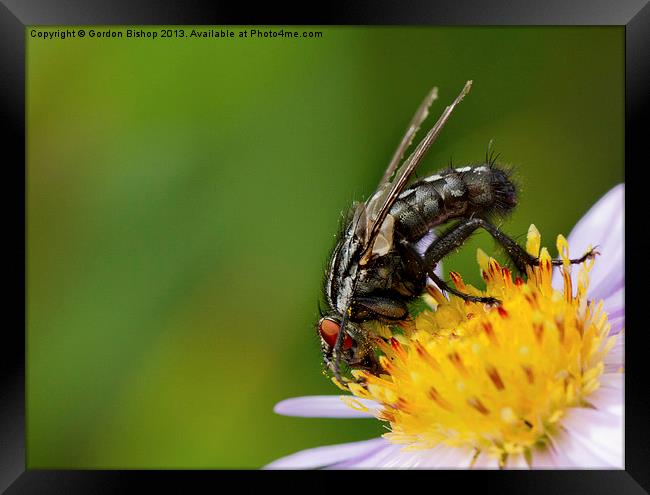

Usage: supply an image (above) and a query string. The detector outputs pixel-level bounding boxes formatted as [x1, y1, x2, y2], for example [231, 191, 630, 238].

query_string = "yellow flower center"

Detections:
[344, 225, 617, 466]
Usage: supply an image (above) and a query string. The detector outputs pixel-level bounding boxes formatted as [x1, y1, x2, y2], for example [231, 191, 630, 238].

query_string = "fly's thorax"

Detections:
[325, 224, 363, 314]
[356, 255, 395, 290]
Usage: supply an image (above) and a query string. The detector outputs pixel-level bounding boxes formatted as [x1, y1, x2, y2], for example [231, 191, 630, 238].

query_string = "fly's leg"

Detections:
[428, 271, 499, 305]
[423, 218, 598, 303]
[329, 311, 351, 387]
[476, 219, 599, 272]
[423, 219, 503, 304]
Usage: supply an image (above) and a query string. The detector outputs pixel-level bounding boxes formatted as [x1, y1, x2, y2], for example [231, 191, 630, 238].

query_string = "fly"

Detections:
[317, 81, 597, 385]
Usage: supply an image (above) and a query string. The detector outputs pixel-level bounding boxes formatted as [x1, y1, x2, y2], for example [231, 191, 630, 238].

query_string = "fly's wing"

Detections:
[358, 80, 473, 265]
[355, 86, 439, 258]
[378, 86, 439, 187]
[358, 86, 438, 247]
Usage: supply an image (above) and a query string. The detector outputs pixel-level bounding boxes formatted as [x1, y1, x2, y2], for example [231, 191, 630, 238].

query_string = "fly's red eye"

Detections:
[318, 318, 353, 350]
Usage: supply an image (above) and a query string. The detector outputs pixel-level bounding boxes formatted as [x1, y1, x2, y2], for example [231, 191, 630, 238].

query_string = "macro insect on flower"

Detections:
[316, 81, 597, 387]
[269, 81, 623, 468]
[268, 184, 624, 469]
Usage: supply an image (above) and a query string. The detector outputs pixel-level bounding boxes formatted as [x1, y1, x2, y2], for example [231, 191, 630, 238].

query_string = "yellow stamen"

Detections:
[347, 226, 618, 463]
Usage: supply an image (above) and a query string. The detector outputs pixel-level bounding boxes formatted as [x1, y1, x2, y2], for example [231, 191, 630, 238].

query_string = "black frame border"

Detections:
[2, 0, 648, 492]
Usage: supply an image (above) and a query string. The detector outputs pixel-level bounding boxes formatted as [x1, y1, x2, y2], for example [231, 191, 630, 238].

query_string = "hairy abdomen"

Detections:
[390, 165, 516, 242]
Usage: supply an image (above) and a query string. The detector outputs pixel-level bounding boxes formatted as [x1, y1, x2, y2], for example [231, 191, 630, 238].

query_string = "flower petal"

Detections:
[603, 333, 624, 373]
[553, 184, 624, 302]
[264, 438, 386, 469]
[608, 316, 624, 337]
[415, 230, 444, 285]
[411, 444, 480, 469]
[602, 285, 624, 319]
[273, 395, 380, 418]
[568, 184, 624, 269]
[415, 229, 437, 258]
[528, 369, 623, 469]
[503, 453, 529, 469]
[333, 441, 483, 469]
[558, 407, 624, 468]
[529, 438, 575, 468]
[472, 451, 501, 469]
[328, 440, 403, 468]
[602, 286, 624, 336]
[589, 372, 624, 417]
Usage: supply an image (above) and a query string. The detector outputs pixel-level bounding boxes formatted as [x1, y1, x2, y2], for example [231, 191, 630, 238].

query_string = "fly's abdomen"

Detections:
[390, 165, 517, 242]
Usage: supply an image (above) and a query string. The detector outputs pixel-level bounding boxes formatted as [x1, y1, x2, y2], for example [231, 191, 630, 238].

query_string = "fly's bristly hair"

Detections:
[316, 299, 325, 319]
[319, 201, 361, 309]
[489, 162, 519, 218]
[485, 143, 501, 169]
[479, 143, 518, 218]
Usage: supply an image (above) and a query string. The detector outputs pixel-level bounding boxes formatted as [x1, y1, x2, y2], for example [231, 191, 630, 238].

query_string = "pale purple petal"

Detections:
[545, 371, 624, 468]
[273, 395, 380, 418]
[383, 447, 444, 468]
[333, 442, 511, 469]
[332, 441, 423, 469]
[415, 230, 444, 286]
[328, 439, 403, 468]
[589, 280, 625, 309]
[415, 229, 437, 258]
[264, 437, 385, 469]
[603, 333, 624, 373]
[602, 286, 624, 319]
[472, 451, 501, 469]
[377, 444, 457, 468]
[568, 184, 624, 292]
[503, 453, 529, 469]
[552, 184, 624, 301]
[414, 444, 479, 468]
[599, 284, 623, 330]
[558, 407, 624, 468]
[334, 441, 482, 469]
[529, 436, 576, 468]
[589, 372, 624, 416]
[528, 448, 557, 468]
[599, 372, 624, 391]
[608, 315, 624, 336]
[602, 286, 624, 336]
[530, 423, 616, 468]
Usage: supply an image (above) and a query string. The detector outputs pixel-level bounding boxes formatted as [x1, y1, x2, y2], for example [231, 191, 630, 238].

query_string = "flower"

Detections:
[267, 184, 624, 469]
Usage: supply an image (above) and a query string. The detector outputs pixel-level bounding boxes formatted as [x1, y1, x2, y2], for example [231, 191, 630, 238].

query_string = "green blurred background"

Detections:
[26, 26, 623, 468]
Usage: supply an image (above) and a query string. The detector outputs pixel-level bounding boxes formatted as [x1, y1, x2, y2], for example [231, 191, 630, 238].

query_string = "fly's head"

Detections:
[317, 316, 381, 376]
